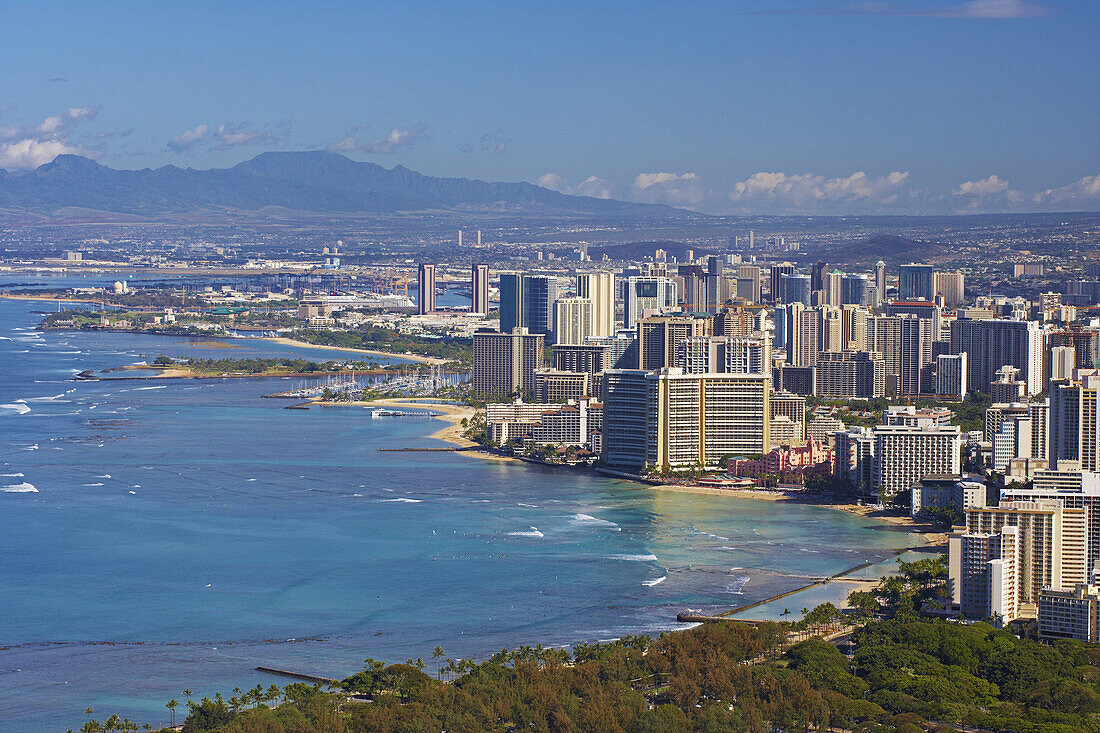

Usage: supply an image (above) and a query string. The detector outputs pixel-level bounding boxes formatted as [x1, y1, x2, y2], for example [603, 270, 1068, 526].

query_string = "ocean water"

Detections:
[0, 291, 908, 732]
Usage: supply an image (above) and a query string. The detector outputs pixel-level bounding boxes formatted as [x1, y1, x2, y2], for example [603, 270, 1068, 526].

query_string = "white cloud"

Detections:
[35, 107, 98, 138]
[632, 172, 705, 207]
[328, 125, 427, 155]
[0, 138, 90, 169]
[0, 106, 99, 169]
[953, 174, 1010, 195]
[167, 124, 210, 154]
[327, 135, 358, 154]
[1033, 174, 1100, 206]
[537, 173, 614, 199]
[537, 173, 569, 191]
[727, 170, 910, 212]
[214, 122, 275, 149]
[363, 126, 427, 154]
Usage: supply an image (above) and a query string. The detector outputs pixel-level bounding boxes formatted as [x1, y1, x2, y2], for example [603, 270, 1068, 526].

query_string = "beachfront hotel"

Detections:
[471, 327, 544, 397]
[601, 368, 770, 473]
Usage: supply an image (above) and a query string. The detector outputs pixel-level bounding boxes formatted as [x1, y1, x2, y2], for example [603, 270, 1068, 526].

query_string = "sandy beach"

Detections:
[310, 397, 519, 462]
[635, 482, 946, 549]
[263, 336, 449, 365]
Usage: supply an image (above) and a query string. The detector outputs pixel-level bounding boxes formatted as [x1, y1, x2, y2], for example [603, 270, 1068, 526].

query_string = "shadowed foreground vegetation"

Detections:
[79, 614, 1100, 733]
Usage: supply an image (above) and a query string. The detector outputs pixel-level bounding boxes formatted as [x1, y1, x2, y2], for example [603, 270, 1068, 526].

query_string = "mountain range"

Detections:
[0, 151, 685, 220]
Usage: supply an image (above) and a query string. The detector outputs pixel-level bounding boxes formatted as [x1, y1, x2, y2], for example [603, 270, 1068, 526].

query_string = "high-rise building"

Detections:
[622, 276, 677, 327]
[534, 369, 593, 403]
[471, 263, 490, 315]
[780, 273, 811, 305]
[601, 368, 771, 473]
[676, 335, 770, 375]
[811, 261, 828, 292]
[1051, 346, 1077, 383]
[866, 282, 883, 309]
[885, 300, 942, 341]
[835, 427, 876, 495]
[771, 391, 807, 443]
[1049, 327, 1100, 370]
[472, 328, 545, 397]
[841, 274, 869, 306]
[935, 353, 968, 400]
[824, 270, 844, 306]
[815, 351, 886, 398]
[1050, 369, 1100, 472]
[899, 263, 935, 301]
[819, 305, 844, 354]
[989, 365, 1027, 404]
[417, 263, 436, 315]
[1038, 584, 1100, 643]
[1001, 474, 1100, 577]
[950, 525, 1020, 622]
[577, 273, 615, 338]
[950, 318, 1044, 395]
[552, 344, 607, 374]
[955, 500, 1088, 618]
[553, 297, 593, 346]
[637, 315, 712, 370]
[866, 315, 903, 387]
[735, 265, 762, 304]
[599, 370, 651, 471]
[704, 255, 724, 312]
[985, 403, 1041, 472]
[935, 271, 966, 307]
[586, 330, 640, 370]
[769, 263, 796, 304]
[525, 275, 558, 337]
[898, 316, 934, 396]
[784, 304, 821, 367]
[872, 423, 962, 499]
[499, 273, 523, 333]
[840, 305, 868, 351]
[499, 274, 559, 336]
[875, 260, 887, 298]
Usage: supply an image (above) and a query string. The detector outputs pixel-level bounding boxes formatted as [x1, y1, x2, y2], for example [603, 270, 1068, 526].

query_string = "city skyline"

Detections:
[0, 0, 1096, 215]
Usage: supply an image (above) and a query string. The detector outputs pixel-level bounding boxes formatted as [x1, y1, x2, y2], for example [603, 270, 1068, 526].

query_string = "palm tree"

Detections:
[182, 689, 192, 703]
[166, 699, 178, 727]
[431, 646, 445, 679]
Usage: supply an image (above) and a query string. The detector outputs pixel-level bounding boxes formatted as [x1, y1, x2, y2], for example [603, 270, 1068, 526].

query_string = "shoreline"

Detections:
[87, 363, 401, 381]
[0, 296, 452, 366]
[310, 397, 519, 462]
[261, 336, 449, 365]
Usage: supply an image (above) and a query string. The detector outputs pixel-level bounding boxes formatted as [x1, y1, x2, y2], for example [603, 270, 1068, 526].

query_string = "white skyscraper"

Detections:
[577, 272, 616, 338]
[622, 276, 677, 328]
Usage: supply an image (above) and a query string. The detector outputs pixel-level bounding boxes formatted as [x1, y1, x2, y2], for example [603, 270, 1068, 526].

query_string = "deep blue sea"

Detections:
[0, 277, 907, 731]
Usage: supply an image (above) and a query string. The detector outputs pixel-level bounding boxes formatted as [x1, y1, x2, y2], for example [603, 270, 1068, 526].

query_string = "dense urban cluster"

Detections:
[455, 242, 1100, 641]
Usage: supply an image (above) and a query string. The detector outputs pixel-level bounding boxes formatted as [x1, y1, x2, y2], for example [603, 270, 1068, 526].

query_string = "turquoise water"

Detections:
[0, 285, 906, 732]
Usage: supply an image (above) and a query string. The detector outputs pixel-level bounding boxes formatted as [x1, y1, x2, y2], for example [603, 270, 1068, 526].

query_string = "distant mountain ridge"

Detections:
[0, 151, 685, 220]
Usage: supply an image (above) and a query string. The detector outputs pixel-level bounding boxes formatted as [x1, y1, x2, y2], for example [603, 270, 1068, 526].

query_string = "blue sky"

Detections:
[0, 0, 1096, 214]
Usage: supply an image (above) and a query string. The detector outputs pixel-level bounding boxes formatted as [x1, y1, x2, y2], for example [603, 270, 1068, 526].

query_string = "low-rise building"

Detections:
[911, 476, 988, 517]
[727, 440, 833, 482]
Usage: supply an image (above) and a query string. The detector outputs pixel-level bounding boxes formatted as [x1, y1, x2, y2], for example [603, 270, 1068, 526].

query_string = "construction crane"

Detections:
[390, 272, 410, 297]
